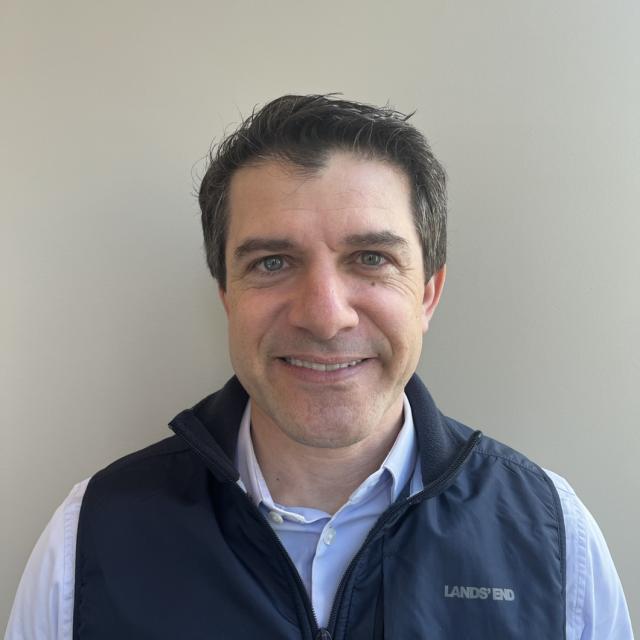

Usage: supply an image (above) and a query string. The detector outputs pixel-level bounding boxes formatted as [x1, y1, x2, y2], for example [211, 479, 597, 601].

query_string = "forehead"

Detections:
[226, 152, 416, 241]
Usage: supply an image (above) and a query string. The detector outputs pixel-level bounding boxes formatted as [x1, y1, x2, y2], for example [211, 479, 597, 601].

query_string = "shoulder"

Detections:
[83, 436, 194, 500]
[69, 436, 216, 549]
[466, 424, 549, 478]
[445, 416, 555, 483]
[92, 435, 191, 479]
[442, 419, 567, 547]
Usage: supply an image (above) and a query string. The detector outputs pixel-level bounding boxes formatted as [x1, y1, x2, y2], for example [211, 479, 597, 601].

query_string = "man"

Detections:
[6, 95, 633, 639]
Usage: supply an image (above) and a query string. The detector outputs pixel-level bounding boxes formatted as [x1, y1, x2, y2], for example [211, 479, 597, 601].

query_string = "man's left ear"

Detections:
[422, 265, 446, 333]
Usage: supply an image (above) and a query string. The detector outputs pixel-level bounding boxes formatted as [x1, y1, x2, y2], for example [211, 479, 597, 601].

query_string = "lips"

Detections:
[282, 357, 364, 372]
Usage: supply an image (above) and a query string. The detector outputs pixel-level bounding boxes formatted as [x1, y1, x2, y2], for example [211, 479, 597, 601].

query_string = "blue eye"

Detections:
[260, 256, 284, 271]
[360, 252, 384, 266]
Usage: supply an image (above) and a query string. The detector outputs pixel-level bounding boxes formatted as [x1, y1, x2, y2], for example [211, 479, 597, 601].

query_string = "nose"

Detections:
[287, 263, 359, 340]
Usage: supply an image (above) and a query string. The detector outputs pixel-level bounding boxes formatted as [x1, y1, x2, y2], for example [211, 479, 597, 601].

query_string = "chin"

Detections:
[280, 407, 376, 449]
[287, 427, 369, 450]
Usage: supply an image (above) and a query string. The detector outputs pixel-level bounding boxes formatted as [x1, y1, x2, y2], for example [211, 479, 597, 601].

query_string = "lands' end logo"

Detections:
[444, 585, 515, 601]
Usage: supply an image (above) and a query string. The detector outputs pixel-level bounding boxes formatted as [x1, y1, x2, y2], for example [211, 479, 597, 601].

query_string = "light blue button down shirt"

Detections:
[235, 395, 421, 627]
[6, 397, 635, 638]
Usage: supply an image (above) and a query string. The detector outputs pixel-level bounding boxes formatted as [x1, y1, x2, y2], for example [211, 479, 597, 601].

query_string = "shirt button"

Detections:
[268, 511, 284, 525]
[323, 527, 336, 546]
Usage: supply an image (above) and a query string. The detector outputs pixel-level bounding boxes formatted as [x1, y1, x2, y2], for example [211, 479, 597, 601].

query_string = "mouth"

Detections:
[280, 356, 367, 372]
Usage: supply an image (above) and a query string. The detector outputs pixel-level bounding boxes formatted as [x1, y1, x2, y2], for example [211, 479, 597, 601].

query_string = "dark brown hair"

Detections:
[198, 94, 447, 289]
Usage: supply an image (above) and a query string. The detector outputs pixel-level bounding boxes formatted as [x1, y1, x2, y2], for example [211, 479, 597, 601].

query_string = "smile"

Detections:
[282, 357, 364, 371]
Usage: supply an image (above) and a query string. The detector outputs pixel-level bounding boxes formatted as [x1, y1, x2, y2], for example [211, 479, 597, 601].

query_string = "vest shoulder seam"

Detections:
[471, 447, 546, 478]
[92, 437, 193, 481]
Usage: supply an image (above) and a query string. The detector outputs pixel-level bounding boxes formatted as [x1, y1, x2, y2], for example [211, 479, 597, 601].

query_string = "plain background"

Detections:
[2, 0, 638, 632]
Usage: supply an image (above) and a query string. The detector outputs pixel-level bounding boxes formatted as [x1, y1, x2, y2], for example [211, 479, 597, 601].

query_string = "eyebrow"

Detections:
[234, 238, 296, 261]
[343, 231, 409, 251]
[232, 231, 410, 262]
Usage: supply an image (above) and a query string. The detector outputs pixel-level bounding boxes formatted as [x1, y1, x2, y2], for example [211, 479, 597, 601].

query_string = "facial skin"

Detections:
[220, 152, 445, 454]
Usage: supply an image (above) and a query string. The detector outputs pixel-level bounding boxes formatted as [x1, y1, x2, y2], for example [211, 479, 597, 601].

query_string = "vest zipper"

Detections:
[326, 429, 482, 638]
[227, 429, 480, 640]
[232, 483, 326, 639]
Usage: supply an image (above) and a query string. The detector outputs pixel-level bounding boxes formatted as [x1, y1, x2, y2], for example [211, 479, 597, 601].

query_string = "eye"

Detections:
[359, 251, 386, 267]
[258, 255, 285, 272]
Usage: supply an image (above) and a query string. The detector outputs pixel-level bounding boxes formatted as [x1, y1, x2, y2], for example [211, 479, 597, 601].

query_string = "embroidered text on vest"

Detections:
[444, 586, 516, 601]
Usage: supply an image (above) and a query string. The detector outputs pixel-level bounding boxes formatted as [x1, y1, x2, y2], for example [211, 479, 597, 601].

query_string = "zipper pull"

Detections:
[315, 629, 332, 640]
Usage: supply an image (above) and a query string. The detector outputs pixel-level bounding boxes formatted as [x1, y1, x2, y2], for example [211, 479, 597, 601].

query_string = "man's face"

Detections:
[220, 152, 445, 450]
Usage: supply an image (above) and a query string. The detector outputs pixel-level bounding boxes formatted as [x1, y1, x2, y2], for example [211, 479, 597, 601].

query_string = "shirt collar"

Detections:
[235, 394, 418, 514]
[381, 393, 417, 500]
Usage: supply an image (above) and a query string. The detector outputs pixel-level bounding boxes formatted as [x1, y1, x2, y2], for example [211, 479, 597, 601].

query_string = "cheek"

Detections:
[366, 284, 424, 326]
[227, 297, 280, 348]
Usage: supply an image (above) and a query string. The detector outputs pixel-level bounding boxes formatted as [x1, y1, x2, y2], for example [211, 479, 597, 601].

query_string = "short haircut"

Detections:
[198, 94, 447, 288]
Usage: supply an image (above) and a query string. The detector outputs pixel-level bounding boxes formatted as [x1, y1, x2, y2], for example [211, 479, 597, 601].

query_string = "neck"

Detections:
[250, 405, 403, 515]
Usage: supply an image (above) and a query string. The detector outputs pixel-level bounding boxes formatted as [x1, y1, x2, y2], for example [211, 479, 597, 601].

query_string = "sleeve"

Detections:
[544, 469, 635, 640]
[4, 479, 90, 640]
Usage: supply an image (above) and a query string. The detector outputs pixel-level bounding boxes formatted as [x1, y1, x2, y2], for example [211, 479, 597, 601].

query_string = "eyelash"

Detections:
[358, 251, 388, 267]
[254, 255, 288, 273]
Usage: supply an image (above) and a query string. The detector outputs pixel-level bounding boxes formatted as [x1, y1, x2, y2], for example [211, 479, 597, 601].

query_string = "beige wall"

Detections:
[2, 0, 638, 630]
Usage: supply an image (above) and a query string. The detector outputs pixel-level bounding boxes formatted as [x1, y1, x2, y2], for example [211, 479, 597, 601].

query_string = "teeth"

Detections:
[285, 357, 363, 371]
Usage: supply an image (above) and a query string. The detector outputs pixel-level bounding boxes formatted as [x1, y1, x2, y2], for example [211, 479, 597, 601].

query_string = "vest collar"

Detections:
[168, 374, 477, 488]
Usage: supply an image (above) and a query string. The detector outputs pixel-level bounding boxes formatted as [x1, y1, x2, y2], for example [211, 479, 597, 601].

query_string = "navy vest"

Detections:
[73, 375, 566, 639]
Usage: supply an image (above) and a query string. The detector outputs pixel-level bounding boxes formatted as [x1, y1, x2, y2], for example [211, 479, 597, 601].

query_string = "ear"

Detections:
[218, 285, 230, 315]
[422, 265, 446, 333]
